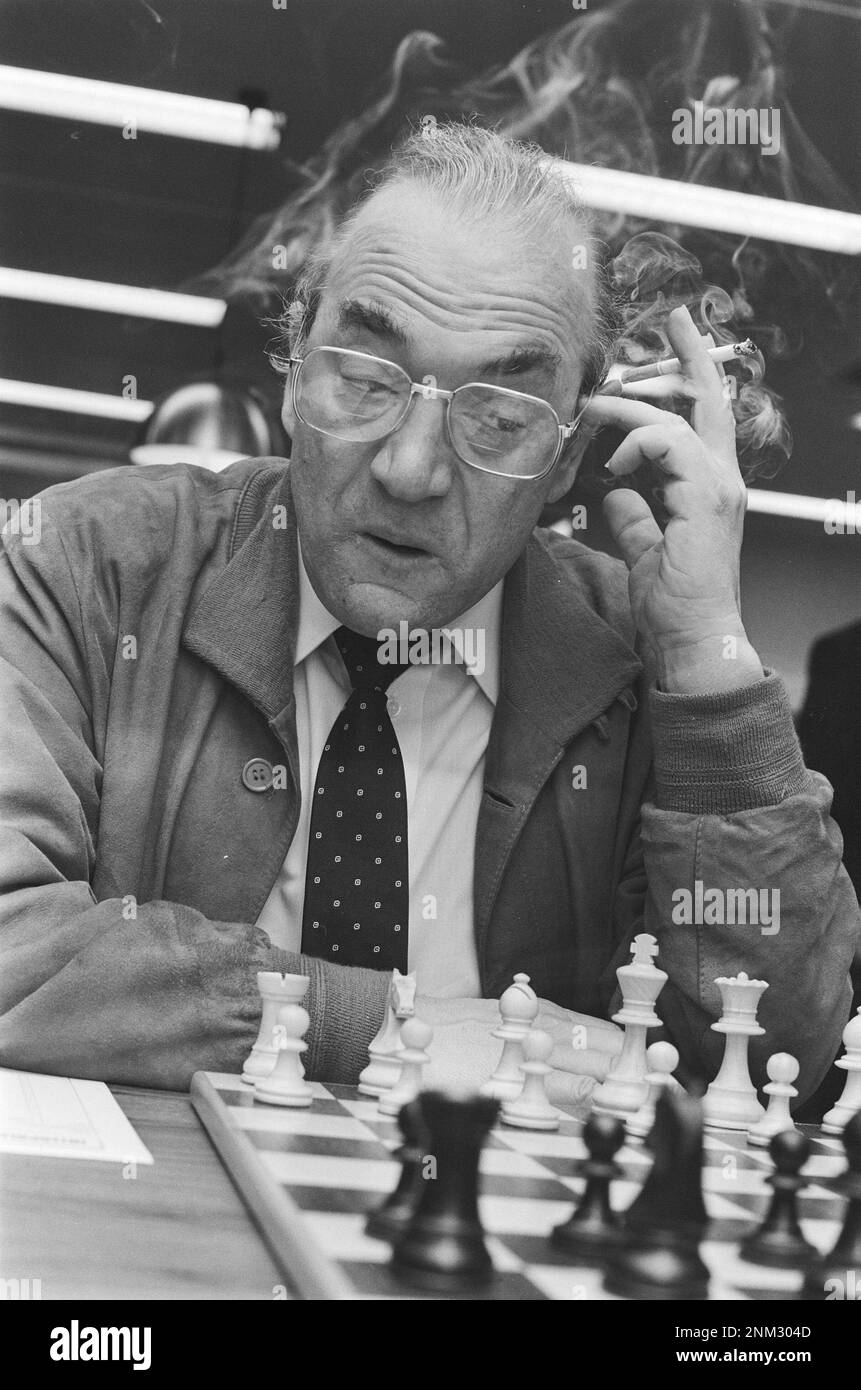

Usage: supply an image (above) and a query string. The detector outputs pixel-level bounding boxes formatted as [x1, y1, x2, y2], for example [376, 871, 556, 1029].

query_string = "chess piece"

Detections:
[605, 1089, 710, 1300]
[254, 1004, 314, 1107]
[703, 972, 768, 1131]
[802, 1111, 861, 1300]
[822, 1008, 861, 1136]
[365, 1098, 429, 1243]
[500, 1030, 560, 1131]
[552, 1113, 626, 1262]
[592, 934, 667, 1119]
[378, 1017, 433, 1116]
[391, 1091, 499, 1291]
[241, 971, 310, 1085]
[739, 1128, 817, 1268]
[747, 1052, 800, 1147]
[626, 1042, 679, 1144]
[481, 973, 539, 1102]
[358, 968, 417, 1097]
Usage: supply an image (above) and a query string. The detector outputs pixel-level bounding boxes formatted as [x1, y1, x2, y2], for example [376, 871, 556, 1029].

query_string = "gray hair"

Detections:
[270, 123, 620, 396]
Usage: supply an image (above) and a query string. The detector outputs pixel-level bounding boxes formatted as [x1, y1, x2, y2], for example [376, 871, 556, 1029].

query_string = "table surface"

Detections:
[0, 1086, 288, 1300]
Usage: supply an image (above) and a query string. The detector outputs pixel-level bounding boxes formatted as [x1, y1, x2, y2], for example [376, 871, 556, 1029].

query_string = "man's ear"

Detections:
[544, 428, 594, 505]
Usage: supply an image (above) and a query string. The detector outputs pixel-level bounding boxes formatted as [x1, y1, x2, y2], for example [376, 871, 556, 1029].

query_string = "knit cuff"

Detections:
[300, 954, 389, 1084]
[649, 671, 811, 815]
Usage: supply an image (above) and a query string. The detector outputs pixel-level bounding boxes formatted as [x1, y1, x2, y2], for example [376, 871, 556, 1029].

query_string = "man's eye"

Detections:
[339, 372, 390, 393]
[487, 414, 525, 434]
[469, 408, 527, 434]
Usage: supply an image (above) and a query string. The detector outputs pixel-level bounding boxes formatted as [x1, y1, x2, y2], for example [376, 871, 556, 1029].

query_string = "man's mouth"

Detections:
[363, 531, 431, 560]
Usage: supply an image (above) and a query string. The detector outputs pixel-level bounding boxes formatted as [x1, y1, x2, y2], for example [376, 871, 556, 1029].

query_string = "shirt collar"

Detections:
[295, 543, 341, 666]
[294, 544, 502, 707]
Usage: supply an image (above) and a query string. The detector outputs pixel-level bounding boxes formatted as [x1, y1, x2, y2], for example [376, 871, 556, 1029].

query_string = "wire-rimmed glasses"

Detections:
[286, 346, 590, 481]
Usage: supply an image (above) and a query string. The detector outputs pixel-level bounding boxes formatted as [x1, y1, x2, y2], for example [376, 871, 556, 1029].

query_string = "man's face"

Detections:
[284, 180, 595, 635]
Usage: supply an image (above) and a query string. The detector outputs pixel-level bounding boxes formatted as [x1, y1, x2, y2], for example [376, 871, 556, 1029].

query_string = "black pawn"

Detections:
[605, 1089, 710, 1301]
[391, 1090, 499, 1293]
[802, 1111, 861, 1301]
[552, 1113, 625, 1262]
[740, 1128, 817, 1269]
[365, 1097, 427, 1243]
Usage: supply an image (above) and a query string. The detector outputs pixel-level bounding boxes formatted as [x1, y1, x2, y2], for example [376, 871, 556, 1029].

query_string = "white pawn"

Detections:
[823, 1007, 861, 1135]
[254, 1004, 314, 1107]
[501, 1030, 560, 1131]
[747, 1052, 799, 1147]
[626, 1041, 679, 1144]
[358, 968, 416, 1097]
[481, 973, 539, 1101]
[378, 1017, 434, 1116]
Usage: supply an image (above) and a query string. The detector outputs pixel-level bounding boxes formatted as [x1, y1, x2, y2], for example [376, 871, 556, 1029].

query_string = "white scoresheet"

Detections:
[0, 1067, 153, 1164]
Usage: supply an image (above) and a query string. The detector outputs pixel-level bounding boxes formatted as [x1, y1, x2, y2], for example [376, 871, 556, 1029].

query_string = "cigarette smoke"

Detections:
[608, 232, 793, 475]
[198, 0, 856, 481]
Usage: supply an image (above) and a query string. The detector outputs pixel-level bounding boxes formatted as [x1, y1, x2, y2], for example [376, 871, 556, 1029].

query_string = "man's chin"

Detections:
[339, 581, 444, 637]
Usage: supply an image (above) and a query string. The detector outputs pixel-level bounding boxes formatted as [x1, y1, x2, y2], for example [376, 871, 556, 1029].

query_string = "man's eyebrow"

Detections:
[478, 343, 562, 378]
[336, 299, 561, 380]
[337, 299, 409, 344]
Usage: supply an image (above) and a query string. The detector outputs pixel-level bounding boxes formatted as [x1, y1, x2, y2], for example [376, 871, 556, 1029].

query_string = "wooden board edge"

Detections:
[190, 1071, 356, 1301]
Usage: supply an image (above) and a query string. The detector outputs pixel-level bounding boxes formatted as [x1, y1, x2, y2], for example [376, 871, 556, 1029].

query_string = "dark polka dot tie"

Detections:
[301, 627, 410, 971]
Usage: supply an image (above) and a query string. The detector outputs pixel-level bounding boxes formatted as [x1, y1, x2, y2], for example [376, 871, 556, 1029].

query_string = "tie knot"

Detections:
[335, 627, 408, 693]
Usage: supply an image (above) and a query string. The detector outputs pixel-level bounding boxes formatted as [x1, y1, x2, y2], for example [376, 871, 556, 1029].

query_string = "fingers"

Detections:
[546, 1070, 598, 1113]
[581, 392, 687, 436]
[663, 306, 737, 459]
[602, 489, 663, 571]
[535, 1006, 623, 1056]
[548, 1044, 618, 1081]
[581, 1026, 624, 1056]
[582, 307, 739, 469]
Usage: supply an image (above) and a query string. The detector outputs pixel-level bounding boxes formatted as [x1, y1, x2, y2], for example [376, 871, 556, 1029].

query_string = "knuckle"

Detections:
[715, 479, 747, 515]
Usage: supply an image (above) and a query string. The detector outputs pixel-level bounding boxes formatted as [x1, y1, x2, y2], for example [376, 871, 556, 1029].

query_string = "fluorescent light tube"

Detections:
[548, 160, 861, 255]
[0, 379, 153, 420]
[0, 268, 225, 326]
[0, 65, 284, 149]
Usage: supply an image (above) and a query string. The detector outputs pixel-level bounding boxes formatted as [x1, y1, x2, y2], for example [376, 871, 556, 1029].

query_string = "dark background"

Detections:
[0, 0, 859, 704]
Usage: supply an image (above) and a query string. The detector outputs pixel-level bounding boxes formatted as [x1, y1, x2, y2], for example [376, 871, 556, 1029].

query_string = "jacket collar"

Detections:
[183, 462, 643, 749]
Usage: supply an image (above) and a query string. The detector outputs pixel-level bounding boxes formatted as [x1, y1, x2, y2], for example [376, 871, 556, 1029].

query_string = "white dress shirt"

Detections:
[254, 552, 501, 996]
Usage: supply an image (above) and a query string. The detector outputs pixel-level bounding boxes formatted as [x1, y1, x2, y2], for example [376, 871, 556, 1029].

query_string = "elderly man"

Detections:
[0, 125, 855, 1104]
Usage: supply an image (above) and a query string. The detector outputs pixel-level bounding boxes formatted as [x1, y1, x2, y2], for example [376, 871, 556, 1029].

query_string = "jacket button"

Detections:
[242, 758, 274, 792]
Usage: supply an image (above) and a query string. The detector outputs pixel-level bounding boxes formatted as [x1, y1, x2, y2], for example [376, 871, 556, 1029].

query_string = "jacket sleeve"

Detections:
[0, 514, 388, 1090]
[612, 673, 857, 1104]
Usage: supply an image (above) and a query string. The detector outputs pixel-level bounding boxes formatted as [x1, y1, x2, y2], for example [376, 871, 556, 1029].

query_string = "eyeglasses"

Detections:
[286, 346, 590, 481]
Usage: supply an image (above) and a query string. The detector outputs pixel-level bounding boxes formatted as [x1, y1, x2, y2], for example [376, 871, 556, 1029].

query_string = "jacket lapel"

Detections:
[475, 532, 643, 946]
[181, 466, 301, 785]
[182, 467, 298, 718]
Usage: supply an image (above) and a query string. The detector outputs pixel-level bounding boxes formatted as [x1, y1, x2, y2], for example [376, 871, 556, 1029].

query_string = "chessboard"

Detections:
[190, 1070, 848, 1301]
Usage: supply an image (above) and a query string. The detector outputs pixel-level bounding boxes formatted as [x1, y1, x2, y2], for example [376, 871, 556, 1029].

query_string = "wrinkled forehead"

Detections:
[317, 181, 596, 386]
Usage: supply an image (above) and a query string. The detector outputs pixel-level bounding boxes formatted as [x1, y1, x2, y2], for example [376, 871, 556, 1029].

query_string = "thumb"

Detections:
[603, 488, 662, 571]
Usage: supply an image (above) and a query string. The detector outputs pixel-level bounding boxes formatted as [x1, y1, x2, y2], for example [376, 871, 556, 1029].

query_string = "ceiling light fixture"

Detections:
[548, 160, 861, 255]
[0, 379, 153, 421]
[0, 267, 225, 325]
[0, 65, 284, 148]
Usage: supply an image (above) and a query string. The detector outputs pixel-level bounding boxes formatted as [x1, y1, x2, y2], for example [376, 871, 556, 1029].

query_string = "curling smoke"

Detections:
[608, 232, 791, 475]
[197, 0, 855, 480]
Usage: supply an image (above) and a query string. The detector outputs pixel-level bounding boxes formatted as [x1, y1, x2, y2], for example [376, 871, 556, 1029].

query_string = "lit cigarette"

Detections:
[619, 339, 757, 384]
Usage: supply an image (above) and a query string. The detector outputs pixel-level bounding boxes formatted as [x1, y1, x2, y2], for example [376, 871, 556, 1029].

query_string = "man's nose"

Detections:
[368, 394, 455, 501]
